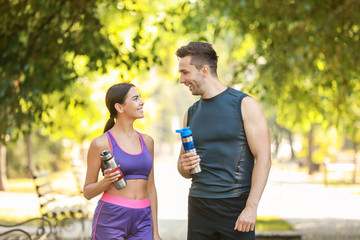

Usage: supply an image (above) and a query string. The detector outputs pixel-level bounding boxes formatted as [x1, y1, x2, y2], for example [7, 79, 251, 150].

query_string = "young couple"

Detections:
[83, 42, 271, 240]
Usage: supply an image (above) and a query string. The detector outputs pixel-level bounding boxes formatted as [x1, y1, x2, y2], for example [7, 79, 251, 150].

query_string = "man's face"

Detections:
[178, 55, 204, 96]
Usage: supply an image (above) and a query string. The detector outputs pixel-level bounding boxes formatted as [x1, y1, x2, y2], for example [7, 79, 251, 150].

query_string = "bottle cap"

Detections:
[100, 150, 112, 161]
[175, 126, 192, 137]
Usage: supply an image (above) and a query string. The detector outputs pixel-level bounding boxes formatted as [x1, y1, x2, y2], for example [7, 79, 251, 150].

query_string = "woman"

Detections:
[83, 83, 162, 240]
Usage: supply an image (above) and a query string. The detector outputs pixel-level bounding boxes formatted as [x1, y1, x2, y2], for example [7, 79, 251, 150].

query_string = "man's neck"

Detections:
[201, 79, 227, 99]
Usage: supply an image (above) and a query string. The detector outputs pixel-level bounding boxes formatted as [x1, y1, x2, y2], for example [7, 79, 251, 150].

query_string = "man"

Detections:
[176, 42, 271, 240]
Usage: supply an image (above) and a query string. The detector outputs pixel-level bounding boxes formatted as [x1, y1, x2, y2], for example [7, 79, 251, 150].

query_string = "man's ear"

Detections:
[201, 65, 210, 78]
[114, 103, 123, 113]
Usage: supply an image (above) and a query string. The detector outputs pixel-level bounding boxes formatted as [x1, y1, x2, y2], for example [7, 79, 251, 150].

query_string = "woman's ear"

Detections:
[114, 103, 123, 114]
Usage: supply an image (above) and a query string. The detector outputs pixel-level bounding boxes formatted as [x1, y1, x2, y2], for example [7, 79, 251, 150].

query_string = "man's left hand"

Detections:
[234, 206, 257, 232]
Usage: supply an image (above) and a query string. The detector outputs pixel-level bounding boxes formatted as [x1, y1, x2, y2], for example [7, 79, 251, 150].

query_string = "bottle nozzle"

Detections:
[175, 126, 192, 137]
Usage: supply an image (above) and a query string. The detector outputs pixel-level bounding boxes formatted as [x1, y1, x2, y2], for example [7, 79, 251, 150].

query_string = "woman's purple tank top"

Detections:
[103, 130, 153, 180]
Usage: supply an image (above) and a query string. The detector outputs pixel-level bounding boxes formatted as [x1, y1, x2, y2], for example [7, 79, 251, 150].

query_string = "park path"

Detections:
[256, 165, 360, 240]
[155, 158, 360, 240]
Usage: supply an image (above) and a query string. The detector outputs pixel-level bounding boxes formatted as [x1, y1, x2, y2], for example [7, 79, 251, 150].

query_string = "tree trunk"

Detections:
[273, 135, 280, 159]
[353, 140, 358, 184]
[25, 133, 34, 173]
[308, 124, 315, 175]
[288, 131, 295, 161]
[0, 142, 7, 191]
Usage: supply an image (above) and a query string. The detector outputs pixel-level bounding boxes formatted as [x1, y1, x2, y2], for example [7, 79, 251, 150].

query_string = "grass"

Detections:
[256, 216, 293, 231]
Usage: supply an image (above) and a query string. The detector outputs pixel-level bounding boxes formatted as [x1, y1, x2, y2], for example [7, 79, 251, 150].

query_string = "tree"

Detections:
[0, 0, 110, 142]
[0, 143, 7, 190]
[0, 0, 173, 189]
[0, 0, 165, 143]
[167, 0, 360, 173]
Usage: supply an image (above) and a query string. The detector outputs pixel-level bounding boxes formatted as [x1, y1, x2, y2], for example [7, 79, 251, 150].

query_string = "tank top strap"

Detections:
[107, 130, 149, 155]
[135, 131, 145, 147]
[136, 131, 151, 154]
[105, 131, 116, 153]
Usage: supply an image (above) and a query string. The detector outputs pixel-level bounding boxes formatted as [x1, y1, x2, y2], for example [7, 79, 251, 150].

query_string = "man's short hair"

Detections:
[176, 42, 218, 76]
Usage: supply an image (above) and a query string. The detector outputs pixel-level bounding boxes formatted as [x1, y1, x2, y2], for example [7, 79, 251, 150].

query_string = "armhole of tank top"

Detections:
[186, 109, 190, 127]
[140, 135, 153, 168]
[105, 131, 114, 153]
[187, 99, 201, 127]
[135, 131, 147, 153]
[237, 94, 248, 124]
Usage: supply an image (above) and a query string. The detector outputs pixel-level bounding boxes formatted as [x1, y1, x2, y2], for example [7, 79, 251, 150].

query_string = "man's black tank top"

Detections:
[187, 87, 254, 198]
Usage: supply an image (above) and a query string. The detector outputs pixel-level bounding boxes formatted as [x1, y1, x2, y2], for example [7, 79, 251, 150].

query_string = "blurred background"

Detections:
[1, 0, 359, 239]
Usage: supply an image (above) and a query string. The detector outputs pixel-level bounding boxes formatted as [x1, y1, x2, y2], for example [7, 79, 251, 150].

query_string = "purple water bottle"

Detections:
[176, 127, 201, 174]
[100, 150, 127, 190]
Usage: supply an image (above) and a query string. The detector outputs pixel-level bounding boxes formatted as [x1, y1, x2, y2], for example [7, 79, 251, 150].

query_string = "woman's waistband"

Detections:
[100, 193, 150, 209]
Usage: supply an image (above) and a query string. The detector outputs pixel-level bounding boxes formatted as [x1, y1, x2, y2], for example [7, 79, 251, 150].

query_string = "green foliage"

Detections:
[171, 0, 360, 134]
[0, 0, 164, 143]
[39, 77, 103, 143]
[0, 0, 114, 142]
[2, 0, 359, 176]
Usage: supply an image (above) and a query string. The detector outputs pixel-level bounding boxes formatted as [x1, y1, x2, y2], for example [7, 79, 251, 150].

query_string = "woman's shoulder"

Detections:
[138, 132, 154, 147]
[90, 133, 110, 150]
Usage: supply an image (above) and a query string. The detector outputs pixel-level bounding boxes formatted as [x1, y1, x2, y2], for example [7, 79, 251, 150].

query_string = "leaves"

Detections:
[0, 0, 162, 143]
[171, 0, 360, 135]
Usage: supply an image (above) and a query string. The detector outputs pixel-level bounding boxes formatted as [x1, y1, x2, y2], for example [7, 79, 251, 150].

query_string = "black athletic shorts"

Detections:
[187, 194, 255, 240]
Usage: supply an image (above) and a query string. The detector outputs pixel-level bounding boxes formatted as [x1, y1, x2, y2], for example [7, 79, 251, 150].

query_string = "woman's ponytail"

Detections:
[103, 116, 115, 133]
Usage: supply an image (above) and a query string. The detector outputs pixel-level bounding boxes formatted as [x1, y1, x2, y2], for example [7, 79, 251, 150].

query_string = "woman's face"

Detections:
[121, 87, 144, 119]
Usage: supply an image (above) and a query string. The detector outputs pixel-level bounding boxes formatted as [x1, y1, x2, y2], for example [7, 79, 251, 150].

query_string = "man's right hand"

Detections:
[178, 152, 201, 178]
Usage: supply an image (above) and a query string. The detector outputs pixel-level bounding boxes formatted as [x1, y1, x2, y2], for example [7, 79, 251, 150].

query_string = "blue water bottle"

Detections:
[176, 126, 201, 174]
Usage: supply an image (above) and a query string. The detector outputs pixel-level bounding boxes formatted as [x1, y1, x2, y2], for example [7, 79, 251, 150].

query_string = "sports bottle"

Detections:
[176, 126, 201, 174]
[100, 150, 127, 190]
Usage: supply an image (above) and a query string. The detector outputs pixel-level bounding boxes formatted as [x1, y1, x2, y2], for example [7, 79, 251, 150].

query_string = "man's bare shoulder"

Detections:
[241, 96, 265, 122]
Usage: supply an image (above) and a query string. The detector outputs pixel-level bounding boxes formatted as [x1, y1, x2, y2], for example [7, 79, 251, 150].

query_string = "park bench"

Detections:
[0, 217, 53, 240]
[323, 152, 358, 184]
[29, 169, 89, 239]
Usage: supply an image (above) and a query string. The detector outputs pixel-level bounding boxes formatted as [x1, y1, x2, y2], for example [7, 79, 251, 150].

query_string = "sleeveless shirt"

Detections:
[104, 130, 152, 180]
[187, 87, 254, 198]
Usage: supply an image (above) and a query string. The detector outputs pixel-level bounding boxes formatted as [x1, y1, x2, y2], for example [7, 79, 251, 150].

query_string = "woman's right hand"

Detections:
[103, 166, 121, 185]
